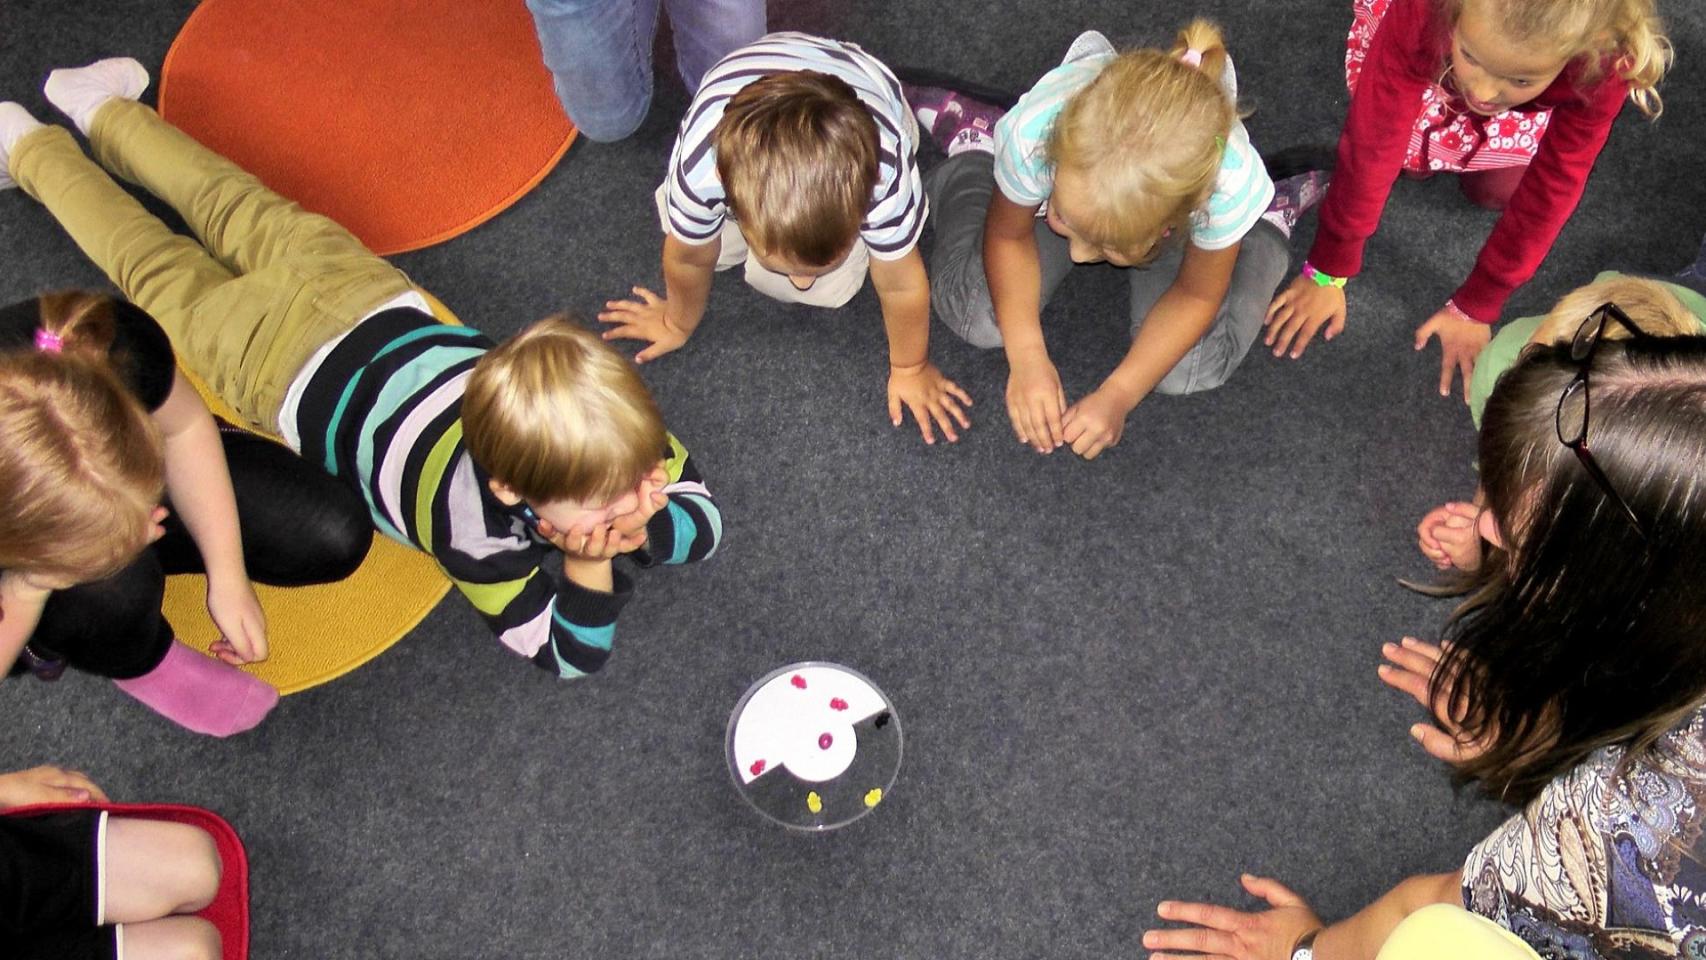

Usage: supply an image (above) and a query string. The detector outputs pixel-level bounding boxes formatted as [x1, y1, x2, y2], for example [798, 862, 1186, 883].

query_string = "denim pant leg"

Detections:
[527, 0, 661, 142]
[1129, 220, 1290, 396]
[662, 0, 766, 92]
[924, 151, 1075, 349]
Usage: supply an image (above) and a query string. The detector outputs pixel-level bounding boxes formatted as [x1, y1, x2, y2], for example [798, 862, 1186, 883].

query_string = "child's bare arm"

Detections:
[0, 570, 54, 676]
[154, 371, 266, 665]
[985, 192, 1064, 453]
[1063, 242, 1238, 460]
[870, 248, 972, 445]
[600, 235, 721, 362]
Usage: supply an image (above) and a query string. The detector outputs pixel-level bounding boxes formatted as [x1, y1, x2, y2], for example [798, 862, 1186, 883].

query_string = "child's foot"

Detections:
[112, 639, 279, 737]
[1064, 30, 1116, 65]
[0, 102, 46, 190]
[1259, 170, 1331, 240]
[903, 84, 1005, 157]
[44, 57, 149, 136]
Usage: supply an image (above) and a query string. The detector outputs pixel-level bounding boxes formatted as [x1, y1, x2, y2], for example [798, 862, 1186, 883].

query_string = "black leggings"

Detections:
[20, 423, 372, 679]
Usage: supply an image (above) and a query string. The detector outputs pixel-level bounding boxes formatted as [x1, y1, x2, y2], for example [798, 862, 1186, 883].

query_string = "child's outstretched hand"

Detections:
[888, 361, 972, 444]
[1264, 274, 1347, 358]
[207, 576, 267, 665]
[1061, 387, 1133, 461]
[1378, 637, 1492, 765]
[0, 764, 109, 808]
[1416, 500, 1484, 571]
[1415, 303, 1491, 400]
[599, 287, 691, 363]
[1006, 349, 1067, 453]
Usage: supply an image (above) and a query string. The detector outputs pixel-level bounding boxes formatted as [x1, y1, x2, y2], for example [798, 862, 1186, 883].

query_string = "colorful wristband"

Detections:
[1443, 299, 1488, 325]
[1301, 262, 1347, 288]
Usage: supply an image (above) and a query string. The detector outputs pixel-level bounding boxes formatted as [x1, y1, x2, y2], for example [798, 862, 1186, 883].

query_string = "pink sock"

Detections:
[113, 640, 279, 737]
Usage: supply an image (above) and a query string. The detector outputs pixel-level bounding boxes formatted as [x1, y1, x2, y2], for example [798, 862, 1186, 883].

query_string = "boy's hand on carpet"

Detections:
[208, 577, 268, 664]
[888, 360, 972, 444]
[0, 764, 110, 808]
[1264, 275, 1346, 359]
[1415, 305, 1489, 400]
[599, 287, 690, 362]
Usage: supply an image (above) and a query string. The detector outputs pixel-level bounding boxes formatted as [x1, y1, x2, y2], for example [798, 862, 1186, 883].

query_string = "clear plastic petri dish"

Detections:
[725, 662, 902, 831]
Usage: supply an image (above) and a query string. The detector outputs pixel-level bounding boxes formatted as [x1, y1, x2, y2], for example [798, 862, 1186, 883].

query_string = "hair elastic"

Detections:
[33, 328, 64, 353]
[1179, 48, 1204, 68]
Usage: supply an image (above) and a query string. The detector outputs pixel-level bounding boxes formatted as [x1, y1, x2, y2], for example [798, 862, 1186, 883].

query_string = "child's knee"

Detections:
[180, 916, 224, 960]
[174, 826, 223, 912]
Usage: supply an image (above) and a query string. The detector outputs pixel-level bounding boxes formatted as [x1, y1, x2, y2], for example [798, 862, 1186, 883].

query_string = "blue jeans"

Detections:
[526, 0, 766, 142]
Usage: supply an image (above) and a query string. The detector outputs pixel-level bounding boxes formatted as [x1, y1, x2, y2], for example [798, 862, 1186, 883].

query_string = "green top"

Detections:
[1469, 272, 1706, 429]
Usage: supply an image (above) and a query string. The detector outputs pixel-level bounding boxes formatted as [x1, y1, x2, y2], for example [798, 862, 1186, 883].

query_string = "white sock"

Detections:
[914, 105, 940, 131]
[44, 57, 149, 136]
[0, 102, 45, 190]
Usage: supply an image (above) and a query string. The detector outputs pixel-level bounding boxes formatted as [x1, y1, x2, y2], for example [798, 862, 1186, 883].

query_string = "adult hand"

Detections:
[0, 765, 110, 808]
[1264, 274, 1347, 359]
[888, 361, 972, 445]
[1416, 501, 1484, 572]
[1006, 349, 1067, 453]
[598, 287, 691, 363]
[1415, 304, 1491, 400]
[207, 576, 267, 664]
[1144, 874, 1324, 960]
[1379, 637, 1491, 764]
[1061, 387, 1132, 460]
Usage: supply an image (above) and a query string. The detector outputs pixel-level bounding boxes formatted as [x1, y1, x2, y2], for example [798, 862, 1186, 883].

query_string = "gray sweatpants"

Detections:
[924, 151, 1290, 395]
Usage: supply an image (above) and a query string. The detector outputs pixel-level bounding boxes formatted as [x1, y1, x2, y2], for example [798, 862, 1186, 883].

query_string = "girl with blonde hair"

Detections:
[0, 286, 373, 737]
[1264, 0, 1673, 399]
[909, 21, 1323, 460]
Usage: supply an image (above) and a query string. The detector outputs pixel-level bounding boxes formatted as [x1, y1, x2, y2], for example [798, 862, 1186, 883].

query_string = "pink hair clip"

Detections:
[33, 328, 64, 353]
[1179, 48, 1204, 68]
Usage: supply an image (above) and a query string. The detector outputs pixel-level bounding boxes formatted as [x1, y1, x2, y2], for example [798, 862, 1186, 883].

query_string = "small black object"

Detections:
[874, 711, 891, 729]
[1262, 144, 1338, 182]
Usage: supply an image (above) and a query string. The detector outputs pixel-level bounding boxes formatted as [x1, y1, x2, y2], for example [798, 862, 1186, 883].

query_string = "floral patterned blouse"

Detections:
[1462, 706, 1706, 959]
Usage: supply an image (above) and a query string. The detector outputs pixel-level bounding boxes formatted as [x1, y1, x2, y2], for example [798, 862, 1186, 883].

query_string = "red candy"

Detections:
[750, 760, 766, 776]
[818, 733, 833, 750]
[790, 675, 807, 689]
[829, 697, 848, 711]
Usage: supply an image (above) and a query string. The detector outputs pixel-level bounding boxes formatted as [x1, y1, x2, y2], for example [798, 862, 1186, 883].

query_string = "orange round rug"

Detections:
[158, 0, 576, 255]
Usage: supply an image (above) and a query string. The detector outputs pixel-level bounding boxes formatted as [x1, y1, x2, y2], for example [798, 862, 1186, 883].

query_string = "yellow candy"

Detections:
[806, 791, 823, 814]
[863, 788, 883, 808]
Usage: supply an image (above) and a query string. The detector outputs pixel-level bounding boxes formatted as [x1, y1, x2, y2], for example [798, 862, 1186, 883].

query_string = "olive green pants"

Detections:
[9, 100, 412, 432]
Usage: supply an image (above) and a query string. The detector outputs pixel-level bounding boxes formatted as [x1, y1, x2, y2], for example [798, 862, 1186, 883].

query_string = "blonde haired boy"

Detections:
[599, 31, 973, 445]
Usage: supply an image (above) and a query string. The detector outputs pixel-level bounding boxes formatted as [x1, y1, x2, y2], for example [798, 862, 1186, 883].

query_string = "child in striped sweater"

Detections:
[0, 59, 722, 680]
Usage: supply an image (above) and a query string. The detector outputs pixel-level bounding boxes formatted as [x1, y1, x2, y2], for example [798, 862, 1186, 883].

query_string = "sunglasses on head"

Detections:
[1554, 303, 1650, 538]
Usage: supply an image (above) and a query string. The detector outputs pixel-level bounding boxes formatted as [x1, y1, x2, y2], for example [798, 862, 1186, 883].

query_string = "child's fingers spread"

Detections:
[945, 381, 973, 406]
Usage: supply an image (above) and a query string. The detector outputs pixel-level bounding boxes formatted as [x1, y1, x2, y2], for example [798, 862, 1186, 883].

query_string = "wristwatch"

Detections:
[1290, 928, 1321, 960]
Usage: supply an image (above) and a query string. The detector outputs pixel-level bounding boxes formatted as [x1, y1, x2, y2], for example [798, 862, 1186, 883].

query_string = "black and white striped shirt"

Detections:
[662, 32, 925, 260]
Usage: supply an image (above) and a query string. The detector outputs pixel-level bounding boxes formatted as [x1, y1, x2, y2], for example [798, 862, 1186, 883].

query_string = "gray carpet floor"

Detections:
[2, 0, 1703, 956]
